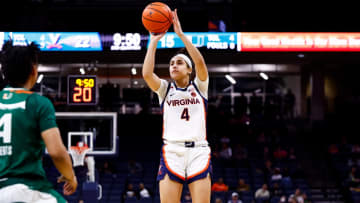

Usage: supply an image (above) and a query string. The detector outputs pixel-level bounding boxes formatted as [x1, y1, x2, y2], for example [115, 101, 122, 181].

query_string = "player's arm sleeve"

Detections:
[29, 95, 58, 132]
[194, 76, 209, 99]
[155, 79, 169, 104]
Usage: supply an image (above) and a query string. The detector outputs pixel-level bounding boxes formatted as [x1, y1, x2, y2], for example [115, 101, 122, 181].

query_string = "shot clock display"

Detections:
[67, 75, 97, 105]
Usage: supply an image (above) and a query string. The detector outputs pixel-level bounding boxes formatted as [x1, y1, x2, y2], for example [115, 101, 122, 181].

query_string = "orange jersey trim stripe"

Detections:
[162, 107, 165, 139]
[202, 97, 208, 140]
[11, 90, 33, 94]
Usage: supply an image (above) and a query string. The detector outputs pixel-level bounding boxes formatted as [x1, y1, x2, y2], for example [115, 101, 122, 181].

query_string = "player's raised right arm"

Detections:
[142, 33, 166, 92]
[42, 127, 77, 195]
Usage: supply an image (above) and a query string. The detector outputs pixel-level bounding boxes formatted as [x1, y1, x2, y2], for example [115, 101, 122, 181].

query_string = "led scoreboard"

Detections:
[0, 32, 102, 51]
[3, 31, 360, 52]
[67, 75, 97, 105]
[150, 32, 238, 50]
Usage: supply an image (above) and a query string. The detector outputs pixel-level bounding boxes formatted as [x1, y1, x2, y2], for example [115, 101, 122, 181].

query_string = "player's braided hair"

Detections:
[1, 40, 40, 87]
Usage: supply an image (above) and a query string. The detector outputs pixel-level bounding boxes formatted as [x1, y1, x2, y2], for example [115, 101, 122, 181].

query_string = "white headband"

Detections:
[172, 54, 192, 68]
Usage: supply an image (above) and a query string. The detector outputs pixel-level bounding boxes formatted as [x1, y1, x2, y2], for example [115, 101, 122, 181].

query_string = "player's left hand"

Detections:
[172, 9, 184, 36]
[57, 175, 78, 196]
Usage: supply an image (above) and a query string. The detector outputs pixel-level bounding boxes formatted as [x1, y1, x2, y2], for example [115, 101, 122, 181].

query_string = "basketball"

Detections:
[142, 2, 173, 34]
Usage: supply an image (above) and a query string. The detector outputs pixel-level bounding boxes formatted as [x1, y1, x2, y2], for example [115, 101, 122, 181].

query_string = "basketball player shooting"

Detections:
[142, 9, 211, 203]
[0, 41, 77, 203]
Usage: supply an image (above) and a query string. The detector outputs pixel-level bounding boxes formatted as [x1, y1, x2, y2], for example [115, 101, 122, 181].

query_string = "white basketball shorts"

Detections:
[0, 183, 58, 203]
[157, 141, 212, 184]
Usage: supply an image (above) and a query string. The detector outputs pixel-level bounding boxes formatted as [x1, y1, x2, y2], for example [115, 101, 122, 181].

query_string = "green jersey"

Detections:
[0, 87, 64, 201]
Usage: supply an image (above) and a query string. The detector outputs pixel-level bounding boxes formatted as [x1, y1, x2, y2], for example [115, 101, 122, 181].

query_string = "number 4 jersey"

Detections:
[0, 87, 57, 191]
[156, 77, 208, 142]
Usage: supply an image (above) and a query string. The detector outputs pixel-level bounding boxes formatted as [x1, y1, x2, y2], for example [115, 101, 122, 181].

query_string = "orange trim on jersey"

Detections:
[202, 98, 208, 140]
[11, 90, 33, 94]
[162, 146, 185, 180]
[162, 107, 165, 139]
[187, 154, 211, 179]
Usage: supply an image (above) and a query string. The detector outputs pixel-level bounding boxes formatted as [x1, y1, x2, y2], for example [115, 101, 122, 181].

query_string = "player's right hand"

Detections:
[57, 175, 78, 196]
[150, 32, 166, 41]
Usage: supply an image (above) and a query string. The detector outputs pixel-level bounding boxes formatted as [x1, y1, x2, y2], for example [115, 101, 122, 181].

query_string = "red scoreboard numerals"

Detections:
[73, 87, 93, 103]
[73, 87, 82, 102]
[83, 87, 92, 102]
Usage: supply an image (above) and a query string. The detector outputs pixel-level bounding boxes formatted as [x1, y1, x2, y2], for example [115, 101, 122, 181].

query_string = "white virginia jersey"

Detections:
[156, 77, 209, 142]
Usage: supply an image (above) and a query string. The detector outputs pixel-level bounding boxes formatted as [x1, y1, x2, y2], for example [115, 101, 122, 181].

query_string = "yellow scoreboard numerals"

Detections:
[75, 78, 94, 87]
[68, 75, 97, 105]
[83, 78, 95, 88]
[76, 78, 82, 87]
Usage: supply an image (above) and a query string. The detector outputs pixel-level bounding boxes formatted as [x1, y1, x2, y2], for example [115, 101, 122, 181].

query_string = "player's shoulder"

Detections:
[27, 93, 54, 108]
[0, 88, 34, 103]
[193, 76, 209, 84]
[1, 87, 33, 95]
[160, 79, 170, 86]
[157, 79, 170, 92]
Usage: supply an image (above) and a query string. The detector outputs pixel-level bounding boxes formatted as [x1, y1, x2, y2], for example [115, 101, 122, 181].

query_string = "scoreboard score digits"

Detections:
[154, 32, 237, 50]
[67, 75, 97, 105]
[1, 32, 102, 51]
[4, 31, 360, 52]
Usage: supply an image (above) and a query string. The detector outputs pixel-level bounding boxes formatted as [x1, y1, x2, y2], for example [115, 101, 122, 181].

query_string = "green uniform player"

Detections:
[0, 41, 77, 203]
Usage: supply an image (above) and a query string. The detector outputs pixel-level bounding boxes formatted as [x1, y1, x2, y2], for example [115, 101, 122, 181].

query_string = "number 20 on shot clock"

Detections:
[67, 75, 97, 105]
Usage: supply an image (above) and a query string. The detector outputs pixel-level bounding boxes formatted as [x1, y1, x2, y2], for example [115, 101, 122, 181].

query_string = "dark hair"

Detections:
[174, 48, 195, 80]
[1, 40, 40, 87]
[175, 48, 193, 68]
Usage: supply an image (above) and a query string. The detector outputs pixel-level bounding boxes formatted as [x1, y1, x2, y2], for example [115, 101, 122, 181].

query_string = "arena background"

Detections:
[1, 0, 360, 202]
